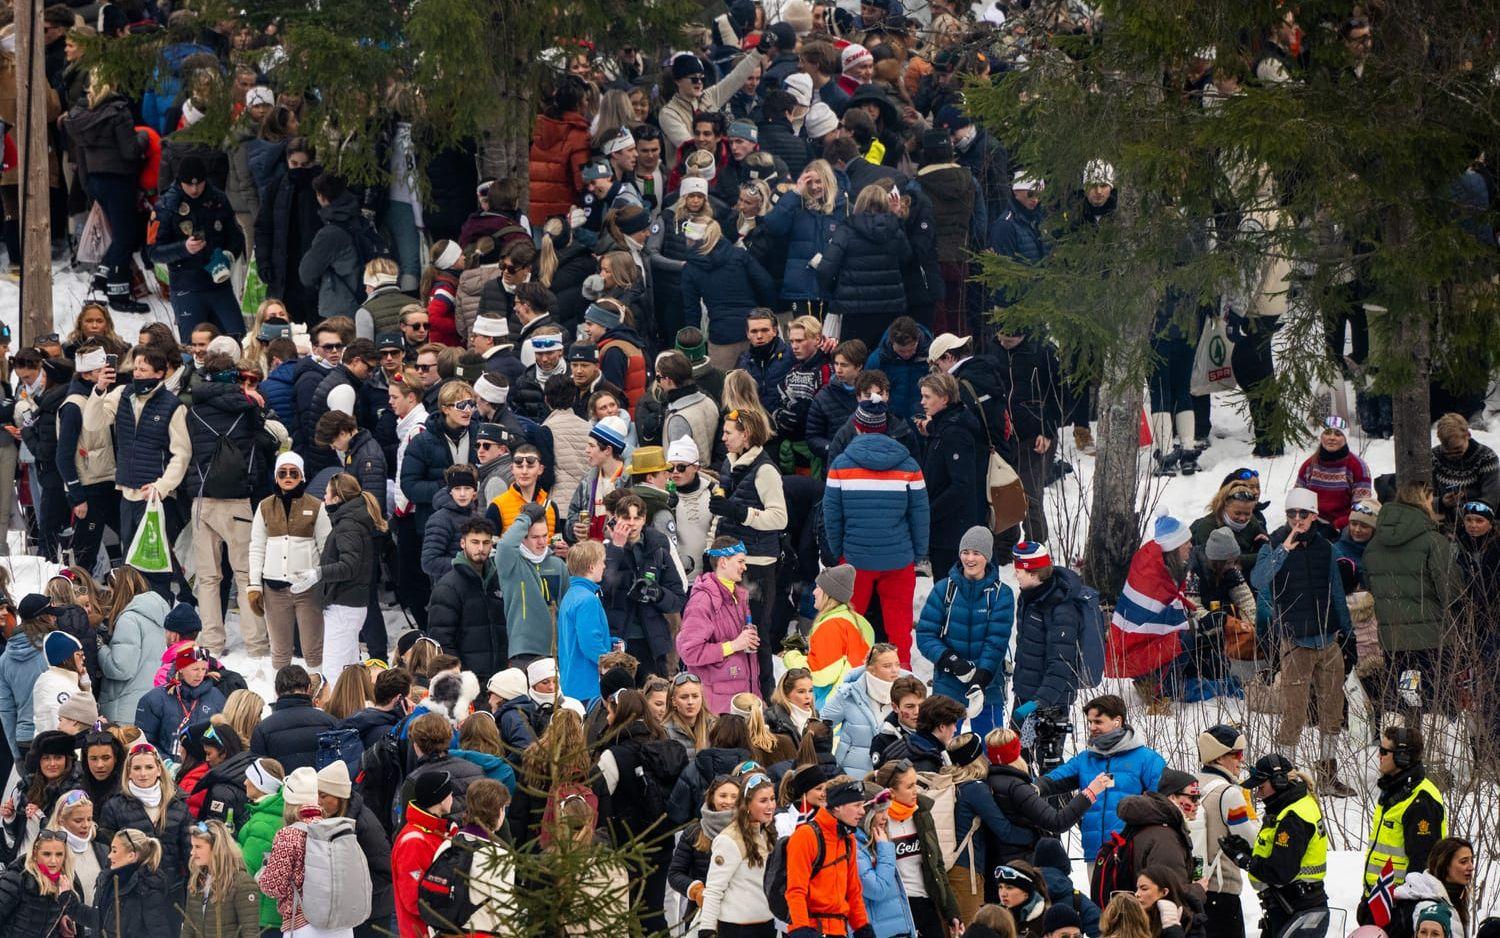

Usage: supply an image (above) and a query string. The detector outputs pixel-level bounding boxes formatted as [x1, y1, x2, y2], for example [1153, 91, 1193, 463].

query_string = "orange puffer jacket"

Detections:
[529, 111, 591, 224]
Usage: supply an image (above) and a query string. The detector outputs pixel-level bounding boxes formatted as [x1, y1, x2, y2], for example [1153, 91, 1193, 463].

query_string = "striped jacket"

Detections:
[823, 433, 929, 571]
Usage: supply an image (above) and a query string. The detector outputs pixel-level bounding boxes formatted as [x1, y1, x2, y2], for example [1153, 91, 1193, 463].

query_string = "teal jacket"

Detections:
[496, 514, 568, 658]
[558, 576, 612, 702]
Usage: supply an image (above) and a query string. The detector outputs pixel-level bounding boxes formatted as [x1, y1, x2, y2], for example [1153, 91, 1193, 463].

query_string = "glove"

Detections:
[709, 493, 747, 524]
[1012, 700, 1038, 721]
[971, 668, 993, 690]
[568, 206, 588, 229]
[965, 685, 985, 718]
[789, 929, 822, 938]
[246, 589, 264, 618]
[853, 926, 877, 938]
[914, 558, 933, 578]
[288, 569, 321, 595]
[936, 651, 976, 683]
[1219, 834, 1253, 869]
[521, 502, 548, 524]
[1156, 900, 1181, 929]
[687, 880, 704, 904]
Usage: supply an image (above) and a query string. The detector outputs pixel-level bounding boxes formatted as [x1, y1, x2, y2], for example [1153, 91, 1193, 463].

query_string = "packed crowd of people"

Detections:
[0, 0, 1496, 936]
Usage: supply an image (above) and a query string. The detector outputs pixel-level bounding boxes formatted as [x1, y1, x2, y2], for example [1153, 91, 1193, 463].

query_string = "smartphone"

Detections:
[105, 354, 118, 369]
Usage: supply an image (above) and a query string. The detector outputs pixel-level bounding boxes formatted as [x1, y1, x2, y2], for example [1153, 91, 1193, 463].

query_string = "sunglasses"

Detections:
[1379, 746, 1394, 755]
[59, 789, 90, 808]
[319, 342, 345, 352]
[276, 469, 302, 479]
[1286, 509, 1316, 519]
[453, 400, 477, 412]
[502, 263, 525, 274]
[669, 463, 695, 472]
[414, 363, 437, 372]
[405, 322, 430, 331]
[1226, 491, 1258, 502]
[513, 457, 540, 467]
[671, 672, 702, 686]
[380, 349, 404, 358]
[35, 830, 66, 844]
[129, 742, 157, 756]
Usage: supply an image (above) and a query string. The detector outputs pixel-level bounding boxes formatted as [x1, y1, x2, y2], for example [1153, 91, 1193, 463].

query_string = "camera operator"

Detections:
[600, 489, 685, 681]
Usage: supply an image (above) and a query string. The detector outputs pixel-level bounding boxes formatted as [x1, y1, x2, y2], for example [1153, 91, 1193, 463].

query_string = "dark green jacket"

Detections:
[1190, 512, 1267, 576]
[1361, 502, 1456, 651]
[179, 866, 261, 938]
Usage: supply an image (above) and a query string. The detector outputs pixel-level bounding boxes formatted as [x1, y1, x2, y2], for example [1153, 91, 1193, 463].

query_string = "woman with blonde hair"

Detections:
[98, 743, 192, 900]
[720, 369, 770, 426]
[46, 789, 108, 903]
[356, 255, 418, 341]
[946, 733, 1017, 921]
[668, 776, 739, 922]
[63, 300, 132, 359]
[219, 689, 266, 752]
[817, 181, 912, 348]
[299, 473, 389, 677]
[97, 827, 171, 934]
[983, 727, 1111, 864]
[591, 89, 637, 151]
[680, 218, 776, 369]
[664, 673, 714, 756]
[971, 903, 1021, 938]
[732, 692, 798, 766]
[325, 664, 372, 721]
[766, 667, 819, 747]
[183, 818, 260, 938]
[0, 829, 85, 935]
[1100, 892, 1154, 938]
[717, 405, 787, 696]
[241, 297, 306, 368]
[763, 158, 846, 316]
[1189, 478, 1265, 573]
[97, 566, 170, 725]
[514, 707, 591, 846]
[784, 565, 873, 709]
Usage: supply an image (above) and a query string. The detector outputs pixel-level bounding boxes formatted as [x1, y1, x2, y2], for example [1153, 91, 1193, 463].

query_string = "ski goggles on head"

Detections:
[1230, 468, 1259, 481]
[1226, 490, 1258, 502]
[1463, 501, 1495, 519]
[865, 787, 893, 810]
[994, 865, 1037, 889]
[129, 742, 158, 757]
[741, 772, 772, 791]
[671, 672, 702, 687]
[58, 789, 90, 809]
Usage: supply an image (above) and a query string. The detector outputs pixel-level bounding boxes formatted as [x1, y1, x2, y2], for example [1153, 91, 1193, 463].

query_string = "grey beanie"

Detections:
[817, 564, 857, 605]
[959, 526, 994, 562]
[1204, 527, 1240, 562]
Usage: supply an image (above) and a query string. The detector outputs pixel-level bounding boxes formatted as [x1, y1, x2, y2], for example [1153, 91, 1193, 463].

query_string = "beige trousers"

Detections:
[262, 585, 324, 670]
[192, 498, 268, 656]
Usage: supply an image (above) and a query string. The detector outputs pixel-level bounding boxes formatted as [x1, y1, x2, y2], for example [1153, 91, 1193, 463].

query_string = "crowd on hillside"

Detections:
[0, 0, 1497, 936]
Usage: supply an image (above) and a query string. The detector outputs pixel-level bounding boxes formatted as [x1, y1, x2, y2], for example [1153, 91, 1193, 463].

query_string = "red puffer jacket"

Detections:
[528, 111, 591, 224]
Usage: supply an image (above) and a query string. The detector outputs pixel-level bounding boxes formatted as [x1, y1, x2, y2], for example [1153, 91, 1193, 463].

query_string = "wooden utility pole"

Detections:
[15, 0, 53, 344]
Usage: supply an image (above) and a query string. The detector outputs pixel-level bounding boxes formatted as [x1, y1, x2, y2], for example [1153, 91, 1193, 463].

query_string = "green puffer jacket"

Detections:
[1361, 502, 1456, 652]
[235, 790, 284, 928]
[180, 866, 262, 938]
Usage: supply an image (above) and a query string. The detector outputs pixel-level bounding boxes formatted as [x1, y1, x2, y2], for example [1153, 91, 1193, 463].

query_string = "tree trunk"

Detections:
[16, 0, 52, 343]
[1083, 350, 1147, 601]
[1389, 301, 1432, 485]
[475, 74, 535, 213]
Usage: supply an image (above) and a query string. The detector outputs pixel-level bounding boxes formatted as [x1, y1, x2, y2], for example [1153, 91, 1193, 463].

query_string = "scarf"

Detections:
[129, 780, 163, 808]
[67, 830, 92, 853]
[519, 542, 549, 565]
[36, 864, 63, 885]
[864, 672, 893, 707]
[788, 702, 813, 735]
[887, 798, 917, 823]
[1090, 726, 1128, 754]
[1221, 511, 1249, 532]
[700, 807, 735, 841]
[1319, 443, 1350, 463]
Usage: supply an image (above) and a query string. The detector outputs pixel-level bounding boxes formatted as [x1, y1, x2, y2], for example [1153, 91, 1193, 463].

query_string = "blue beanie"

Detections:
[1153, 515, 1191, 552]
[165, 602, 202, 637]
[44, 630, 82, 668]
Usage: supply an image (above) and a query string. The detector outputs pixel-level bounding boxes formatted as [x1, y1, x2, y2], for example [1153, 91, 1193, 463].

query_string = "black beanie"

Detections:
[600, 667, 634, 699]
[177, 155, 209, 184]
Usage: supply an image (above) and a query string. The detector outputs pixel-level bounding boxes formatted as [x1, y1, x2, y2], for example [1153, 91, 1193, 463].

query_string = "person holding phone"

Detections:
[55, 344, 122, 572]
[147, 155, 247, 342]
[1250, 487, 1355, 796]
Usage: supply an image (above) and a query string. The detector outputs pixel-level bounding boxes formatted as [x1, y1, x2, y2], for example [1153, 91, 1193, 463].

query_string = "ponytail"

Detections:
[327, 473, 389, 533]
[115, 829, 163, 871]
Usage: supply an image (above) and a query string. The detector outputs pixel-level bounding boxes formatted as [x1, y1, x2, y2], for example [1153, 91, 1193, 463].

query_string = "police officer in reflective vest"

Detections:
[1218, 754, 1329, 938]
[1357, 725, 1446, 924]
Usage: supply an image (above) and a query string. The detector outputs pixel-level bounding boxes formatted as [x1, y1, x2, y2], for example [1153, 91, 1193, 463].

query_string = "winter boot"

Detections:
[1178, 448, 1200, 475]
[1073, 425, 1096, 455]
[1316, 759, 1357, 797]
[1153, 447, 1181, 477]
[90, 264, 109, 295]
[105, 276, 149, 314]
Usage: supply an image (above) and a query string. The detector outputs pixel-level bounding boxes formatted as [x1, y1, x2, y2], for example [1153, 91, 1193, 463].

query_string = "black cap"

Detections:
[376, 332, 405, 352]
[920, 129, 953, 163]
[567, 343, 597, 364]
[788, 763, 829, 801]
[825, 779, 866, 808]
[17, 594, 59, 621]
[412, 770, 454, 811]
[446, 465, 479, 490]
[599, 667, 634, 699]
[1156, 767, 1198, 797]
[1244, 753, 1294, 788]
[767, 21, 797, 50]
[475, 423, 507, 444]
[177, 155, 209, 185]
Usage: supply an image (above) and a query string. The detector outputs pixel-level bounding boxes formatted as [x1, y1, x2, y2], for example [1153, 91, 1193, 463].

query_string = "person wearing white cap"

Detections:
[249, 450, 333, 670]
[666, 435, 714, 577]
[465, 315, 519, 383]
[56, 343, 122, 574]
[1250, 486, 1355, 793]
[1294, 414, 1374, 530]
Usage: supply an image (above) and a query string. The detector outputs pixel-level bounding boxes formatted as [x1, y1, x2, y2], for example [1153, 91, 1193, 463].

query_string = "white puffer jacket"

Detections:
[248, 493, 333, 589]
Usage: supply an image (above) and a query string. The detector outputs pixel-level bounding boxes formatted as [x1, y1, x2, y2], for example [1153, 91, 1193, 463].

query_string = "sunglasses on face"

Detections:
[476, 442, 500, 451]
[319, 343, 345, 352]
[1287, 509, 1315, 519]
[502, 263, 525, 274]
[669, 463, 695, 472]
[380, 350, 403, 358]
[277, 469, 302, 479]
[405, 322, 430, 331]
[414, 363, 437, 372]
[513, 457, 540, 467]
[453, 400, 477, 412]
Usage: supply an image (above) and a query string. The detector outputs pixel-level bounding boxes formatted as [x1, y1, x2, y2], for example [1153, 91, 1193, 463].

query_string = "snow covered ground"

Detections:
[8, 263, 1499, 936]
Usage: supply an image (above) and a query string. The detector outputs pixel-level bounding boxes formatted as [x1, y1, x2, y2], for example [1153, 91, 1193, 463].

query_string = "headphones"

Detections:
[1385, 727, 1416, 769]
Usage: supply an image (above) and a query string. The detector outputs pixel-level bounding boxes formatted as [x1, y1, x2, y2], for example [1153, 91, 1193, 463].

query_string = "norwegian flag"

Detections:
[1368, 857, 1396, 928]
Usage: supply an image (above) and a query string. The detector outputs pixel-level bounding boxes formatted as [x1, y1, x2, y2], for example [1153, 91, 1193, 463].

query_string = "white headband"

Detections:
[75, 348, 106, 373]
[473, 316, 509, 338]
[604, 127, 636, 155]
[475, 377, 509, 404]
[434, 240, 462, 270]
[246, 758, 282, 796]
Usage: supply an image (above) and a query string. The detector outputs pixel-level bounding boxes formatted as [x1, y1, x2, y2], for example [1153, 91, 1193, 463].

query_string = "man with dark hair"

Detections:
[149, 154, 247, 340]
[824, 131, 897, 194]
[340, 667, 414, 749]
[255, 138, 324, 320]
[1038, 693, 1166, 865]
[1357, 725, 1447, 923]
[307, 335, 378, 448]
[250, 664, 339, 771]
[806, 339, 867, 463]
[115, 344, 193, 598]
[735, 310, 793, 414]
[291, 318, 351, 453]
[827, 370, 920, 464]
[756, 89, 812, 178]
[656, 350, 719, 465]
[299, 173, 373, 317]
[477, 240, 541, 321]
[512, 327, 569, 421]
[187, 349, 272, 656]
[799, 40, 851, 112]
[632, 123, 667, 212]
[600, 490, 686, 680]
[876, 695, 967, 771]
[427, 518, 510, 681]
[674, 327, 727, 402]
[513, 283, 559, 366]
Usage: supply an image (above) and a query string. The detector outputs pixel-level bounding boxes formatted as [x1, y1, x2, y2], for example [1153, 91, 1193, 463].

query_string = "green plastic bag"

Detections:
[125, 494, 173, 573]
[241, 258, 267, 315]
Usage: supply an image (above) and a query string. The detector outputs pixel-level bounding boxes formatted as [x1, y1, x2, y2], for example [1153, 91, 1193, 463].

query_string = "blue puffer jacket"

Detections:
[817, 212, 911, 321]
[134, 678, 227, 756]
[855, 828, 917, 938]
[1012, 566, 1088, 711]
[1039, 728, 1165, 859]
[916, 562, 1014, 705]
[679, 240, 777, 344]
[261, 358, 299, 432]
[824, 433, 930, 571]
[760, 185, 848, 302]
[0, 632, 45, 756]
[821, 666, 889, 779]
[865, 323, 933, 420]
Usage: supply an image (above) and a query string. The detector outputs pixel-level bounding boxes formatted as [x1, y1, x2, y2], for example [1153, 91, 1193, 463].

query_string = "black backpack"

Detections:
[633, 738, 688, 821]
[335, 215, 393, 299]
[418, 836, 483, 932]
[191, 411, 248, 499]
[359, 731, 406, 835]
[764, 822, 837, 923]
[1090, 824, 1162, 908]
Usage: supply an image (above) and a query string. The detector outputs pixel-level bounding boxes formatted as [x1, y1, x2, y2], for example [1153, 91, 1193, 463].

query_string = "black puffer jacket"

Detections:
[426, 555, 508, 683]
[96, 792, 193, 895]
[188, 748, 253, 825]
[64, 94, 142, 177]
[817, 212, 911, 320]
[0, 870, 86, 938]
[756, 117, 811, 177]
[922, 402, 987, 554]
[344, 791, 395, 924]
[983, 763, 1095, 865]
[95, 862, 172, 938]
[341, 705, 403, 750]
[1012, 567, 1089, 711]
[186, 380, 264, 500]
[248, 694, 338, 772]
[253, 164, 324, 314]
[667, 746, 752, 825]
[317, 496, 379, 607]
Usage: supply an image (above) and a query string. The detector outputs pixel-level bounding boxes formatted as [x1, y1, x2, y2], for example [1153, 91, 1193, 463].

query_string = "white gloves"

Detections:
[289, 569, 322, 595]
[1157, 900, 1181, 929]
[965, 685, 984, 719]
[568, 206, 588, 229]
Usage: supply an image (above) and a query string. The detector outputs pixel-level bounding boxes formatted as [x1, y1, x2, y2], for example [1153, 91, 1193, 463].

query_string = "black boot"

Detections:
[106, 276, 149, 314]
[1316, 759, 1357, 797]
[90, 264, 109, 294]
[1153, 448, 1181, 477]
[1178, 449, 1200, 475]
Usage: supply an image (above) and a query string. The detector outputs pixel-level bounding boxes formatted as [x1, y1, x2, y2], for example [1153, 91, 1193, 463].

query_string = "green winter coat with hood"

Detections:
[1361, 501, 1456, 651]
[235, 789, 285, 929]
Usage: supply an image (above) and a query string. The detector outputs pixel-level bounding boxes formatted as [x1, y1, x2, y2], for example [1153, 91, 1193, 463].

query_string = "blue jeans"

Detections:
[382, 200, 422, 285]
[86, 172, 139, 273]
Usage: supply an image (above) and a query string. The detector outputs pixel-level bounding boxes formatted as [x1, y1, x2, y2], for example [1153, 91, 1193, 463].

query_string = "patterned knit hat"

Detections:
[1013, 541, 1051, 571]
[1153, 515, 1191, 552]
[852, 398, 887, 433]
